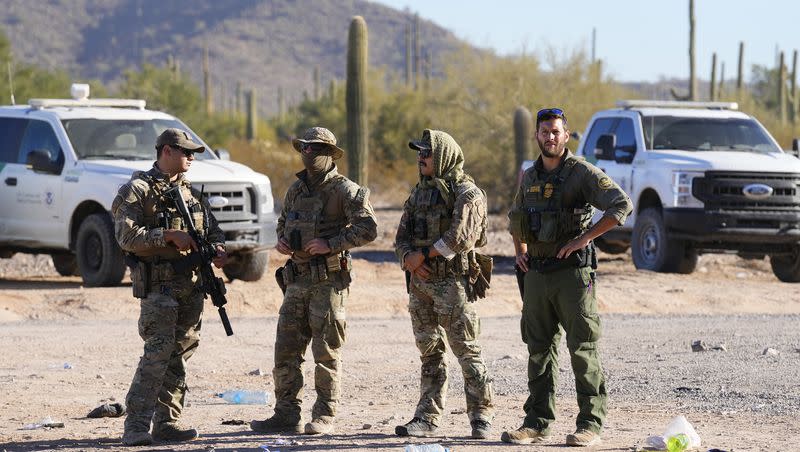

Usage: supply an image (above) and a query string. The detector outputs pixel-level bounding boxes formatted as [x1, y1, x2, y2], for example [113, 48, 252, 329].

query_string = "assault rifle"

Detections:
[165, 185, 234, 336]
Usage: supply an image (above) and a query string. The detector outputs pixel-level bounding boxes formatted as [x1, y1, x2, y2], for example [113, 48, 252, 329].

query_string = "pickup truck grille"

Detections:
[693, 172, 800, 212]
[198, 183, 257, 223]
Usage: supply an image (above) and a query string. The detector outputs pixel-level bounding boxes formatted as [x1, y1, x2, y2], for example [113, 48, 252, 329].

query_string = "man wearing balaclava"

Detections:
[251, 127, 377, 436]
[394, 129, 495, 440]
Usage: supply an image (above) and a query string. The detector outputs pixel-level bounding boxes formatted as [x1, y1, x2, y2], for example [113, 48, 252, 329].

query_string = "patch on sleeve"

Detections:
[598, 177, 614, 190]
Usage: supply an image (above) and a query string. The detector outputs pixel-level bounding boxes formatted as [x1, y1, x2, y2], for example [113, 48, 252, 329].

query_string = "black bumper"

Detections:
[663, 208, 800, 244]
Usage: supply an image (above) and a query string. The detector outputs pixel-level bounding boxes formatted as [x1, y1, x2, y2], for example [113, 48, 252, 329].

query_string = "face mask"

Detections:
[302, 153, 333, 181]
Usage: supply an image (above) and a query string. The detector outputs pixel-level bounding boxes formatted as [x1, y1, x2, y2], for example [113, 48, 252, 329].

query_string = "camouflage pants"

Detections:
[521, 265, 606, 434]
[124, 277, 203, 433]
[272, 276, 347, 420]
[407, 274, 494, 426]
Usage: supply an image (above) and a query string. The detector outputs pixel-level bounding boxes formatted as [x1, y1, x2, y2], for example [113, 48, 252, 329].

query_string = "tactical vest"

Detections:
[135, 172, 205, 261]
[284, 175, 349, 251]
[510, 159, 593, 247]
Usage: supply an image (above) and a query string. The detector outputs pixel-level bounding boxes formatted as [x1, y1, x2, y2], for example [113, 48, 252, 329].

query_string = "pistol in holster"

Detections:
[125, 253, 151, 299]
[275, 267, 287, 295]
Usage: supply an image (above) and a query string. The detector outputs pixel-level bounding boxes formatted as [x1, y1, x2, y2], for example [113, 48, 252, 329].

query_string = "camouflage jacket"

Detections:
[112, 164, 225, 261]
[510, 151, 632, 257]
[277, 165, 377, 264]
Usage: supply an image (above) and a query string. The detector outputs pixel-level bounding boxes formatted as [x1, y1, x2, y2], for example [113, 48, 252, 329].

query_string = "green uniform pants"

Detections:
[520, 265, 606, 434]
[272, 276, 347, 420]
[408, 275, 494, 426]
[124, 279, 203, 433]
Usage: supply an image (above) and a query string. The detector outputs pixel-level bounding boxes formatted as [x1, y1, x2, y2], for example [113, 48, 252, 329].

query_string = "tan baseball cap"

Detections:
[155, 128, 205, 152]
[291, 127, 344, 160]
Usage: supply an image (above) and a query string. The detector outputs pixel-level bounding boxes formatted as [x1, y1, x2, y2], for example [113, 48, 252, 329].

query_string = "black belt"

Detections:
[528, 246, 594, 273]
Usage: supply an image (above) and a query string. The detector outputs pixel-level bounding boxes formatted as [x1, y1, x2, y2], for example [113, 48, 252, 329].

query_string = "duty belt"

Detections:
[527, 246, 595, 273]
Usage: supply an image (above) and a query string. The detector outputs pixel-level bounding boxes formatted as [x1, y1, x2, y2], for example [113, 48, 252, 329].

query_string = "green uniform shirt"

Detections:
[510, 151, 632, 258]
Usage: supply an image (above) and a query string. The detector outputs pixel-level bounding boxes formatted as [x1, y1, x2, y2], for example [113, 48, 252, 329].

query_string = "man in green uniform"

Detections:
[502, 109, 632, 447]
[250, 127, 377, 436]
[113, 128, 228, 446]
[394, 129, 495, 440]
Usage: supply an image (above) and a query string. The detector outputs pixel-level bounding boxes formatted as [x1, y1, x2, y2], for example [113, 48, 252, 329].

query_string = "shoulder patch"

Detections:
[598, 177, 614, 190]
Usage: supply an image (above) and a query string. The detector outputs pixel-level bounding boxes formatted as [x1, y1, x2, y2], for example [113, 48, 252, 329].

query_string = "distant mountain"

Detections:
[0, 0, 465, 113]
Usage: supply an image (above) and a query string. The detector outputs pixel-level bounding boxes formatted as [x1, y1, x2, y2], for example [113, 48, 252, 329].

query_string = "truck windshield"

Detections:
[642, 116, 781, 153]
[61, 118, 216, 161]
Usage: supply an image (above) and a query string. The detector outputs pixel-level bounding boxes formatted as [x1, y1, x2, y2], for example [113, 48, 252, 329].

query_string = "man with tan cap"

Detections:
[251, 127, 377, 435]
[113, 128, 228, 446]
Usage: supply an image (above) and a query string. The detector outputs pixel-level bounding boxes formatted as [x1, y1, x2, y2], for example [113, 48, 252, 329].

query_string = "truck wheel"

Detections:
[594, 237, 629, 255]
[223, 250, 269, 282]
[52, 253, 80, 276]
[75, 213, 126, 286]
[770, 246, 800, 283]
[632, 208, 696, 273]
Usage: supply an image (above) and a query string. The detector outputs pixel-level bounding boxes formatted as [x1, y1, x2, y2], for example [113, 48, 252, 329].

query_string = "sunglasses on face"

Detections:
[301, 142, 329, 154]
[536, 108, 567, 123]
[417, 148, 432, 159]
[171, 145, 194, 157]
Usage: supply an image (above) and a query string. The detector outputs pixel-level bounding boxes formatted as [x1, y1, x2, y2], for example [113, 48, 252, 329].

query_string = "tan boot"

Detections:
[121, 430, 152, 447]
[566, 429, 601, 447]
[304, 416, 335, 435]
[500, 426, 549, 444]
[250, 414, 303, 434]
[152, 422, 198, 442]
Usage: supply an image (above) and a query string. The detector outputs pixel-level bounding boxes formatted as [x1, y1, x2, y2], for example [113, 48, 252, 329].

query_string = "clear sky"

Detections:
[372, 0, 799, 83]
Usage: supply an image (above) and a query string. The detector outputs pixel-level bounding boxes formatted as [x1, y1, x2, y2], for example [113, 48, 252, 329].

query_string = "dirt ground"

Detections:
[1, 209, 799, 452]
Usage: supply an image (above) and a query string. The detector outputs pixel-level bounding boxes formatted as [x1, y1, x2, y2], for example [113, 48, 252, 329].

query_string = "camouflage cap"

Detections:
[155, 128, 205, 152]
[292, 127, 344, 160]
[408, 130, 432, 151]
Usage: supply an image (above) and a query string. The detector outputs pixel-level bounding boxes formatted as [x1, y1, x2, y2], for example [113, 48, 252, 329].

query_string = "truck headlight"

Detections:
[672, 171, 704, 208]
[255, 183, 274, 217]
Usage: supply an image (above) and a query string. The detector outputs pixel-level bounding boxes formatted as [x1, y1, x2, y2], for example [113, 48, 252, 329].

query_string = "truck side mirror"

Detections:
[214, 148, 231, 160]
[594, 134, 616, 160]
[570, 131, 582, 142]
[25, 149, 60, 174]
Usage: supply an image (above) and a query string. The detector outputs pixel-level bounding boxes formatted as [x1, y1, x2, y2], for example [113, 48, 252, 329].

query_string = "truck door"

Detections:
[0, 118, 29, 242]
[592, 117, 638, 229]
[6, 119, 65, 245]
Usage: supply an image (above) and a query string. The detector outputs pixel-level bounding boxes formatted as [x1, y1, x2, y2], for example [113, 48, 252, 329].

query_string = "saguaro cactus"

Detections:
[513, 106, 533, 174]
[413, 13, 420, 91]
[346, 16, 369, 186]
[203, 45, 213, 115]
[405, 23, 412, 87]
[671, 0, 697, 101]
[245, 89, 257, 141]
[737, 42, 745, 95]
[313, 65, 321, 101]
[791, 50, 798, 124]
[779, 51, 787, 124]
[710, 53, 717, 101]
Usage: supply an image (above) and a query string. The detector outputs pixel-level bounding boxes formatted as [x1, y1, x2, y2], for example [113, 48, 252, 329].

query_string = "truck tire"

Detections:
[75, 213, 126, 286]
[770, 246, 800, 282]
[223, 250, 268, 282]
[594, 237, 629, 255]
[52, 253, 80, 276]
[632, 208, 697, 274]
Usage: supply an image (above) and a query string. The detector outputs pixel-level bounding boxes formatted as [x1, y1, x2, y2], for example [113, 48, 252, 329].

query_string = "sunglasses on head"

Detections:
[301, 142, 329, 154]
[417, 148, 432, 159]
[536, 108, 567, 123]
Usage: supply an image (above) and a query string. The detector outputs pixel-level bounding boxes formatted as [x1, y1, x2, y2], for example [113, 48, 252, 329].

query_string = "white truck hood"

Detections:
[79, 159, 265, 183]
[644, 150, 800, 173]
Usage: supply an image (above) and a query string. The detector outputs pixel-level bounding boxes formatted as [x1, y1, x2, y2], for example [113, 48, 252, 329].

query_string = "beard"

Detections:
[537, 137, 566, 158]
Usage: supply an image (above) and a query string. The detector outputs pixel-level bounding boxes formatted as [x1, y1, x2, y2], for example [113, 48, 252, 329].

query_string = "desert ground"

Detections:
[1, 209, 799, 452]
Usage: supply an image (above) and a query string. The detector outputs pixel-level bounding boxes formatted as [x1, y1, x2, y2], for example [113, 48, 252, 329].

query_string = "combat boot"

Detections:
[470, 419, 492, 439]
[122, 430, 153, 447]
[304, 415, 335, 435]
[500, 426, 550, 444]
[152, 422, 198, 442]
[395, 417, 437, 437]
[250, 414, 303, 434]
[566, 428, 601, 447]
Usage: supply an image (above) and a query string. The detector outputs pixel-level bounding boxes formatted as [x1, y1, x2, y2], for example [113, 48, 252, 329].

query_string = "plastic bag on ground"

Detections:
[663, 415, 701, 448]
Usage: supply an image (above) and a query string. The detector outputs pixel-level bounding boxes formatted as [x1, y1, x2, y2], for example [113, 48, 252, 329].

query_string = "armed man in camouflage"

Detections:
[250, 127, 377, 436]
[113, 128, 228, 446]
[503, 108, 632, 447]
[394, 129, 495, 440]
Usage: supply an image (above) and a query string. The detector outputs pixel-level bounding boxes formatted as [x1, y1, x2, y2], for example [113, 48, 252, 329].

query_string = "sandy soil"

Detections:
[1, 210, 799, 452]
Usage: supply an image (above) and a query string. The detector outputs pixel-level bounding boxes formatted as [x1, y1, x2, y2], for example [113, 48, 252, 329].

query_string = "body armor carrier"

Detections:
[510, 159, 594, 246]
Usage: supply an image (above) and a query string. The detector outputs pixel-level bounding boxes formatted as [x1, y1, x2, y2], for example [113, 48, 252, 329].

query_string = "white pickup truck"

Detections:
[524, 100, 800, 282]
[0, 84, 278, 286]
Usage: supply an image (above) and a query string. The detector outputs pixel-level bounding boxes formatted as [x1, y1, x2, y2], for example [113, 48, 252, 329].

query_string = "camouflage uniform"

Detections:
[394, 130, 494, 429]
[508, 151, 631, 435]
[113, 164, 225, 436]
[271, 162, 377, 424]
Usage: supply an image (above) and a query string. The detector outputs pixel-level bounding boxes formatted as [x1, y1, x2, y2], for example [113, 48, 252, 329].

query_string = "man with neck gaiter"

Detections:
[394, 129, 495, 440]
[251, 127, 377, 436]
